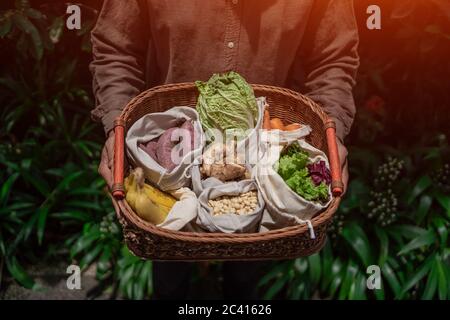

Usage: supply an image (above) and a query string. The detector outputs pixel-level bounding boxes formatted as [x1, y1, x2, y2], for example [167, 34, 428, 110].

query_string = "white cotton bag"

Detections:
[255, 129, 332, 235]
[126, 107, 205, 191]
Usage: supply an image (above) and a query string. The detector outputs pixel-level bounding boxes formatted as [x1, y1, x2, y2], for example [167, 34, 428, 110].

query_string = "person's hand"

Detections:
[98, 130, 116, 189]
[336, 137, 349, 195]
[99, 130, 128, 215]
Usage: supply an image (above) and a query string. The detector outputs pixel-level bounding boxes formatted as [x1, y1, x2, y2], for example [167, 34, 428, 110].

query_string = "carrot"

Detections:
[284, 123, 301, 131]
[263, 110, 271, 130]
[270, 118, 285, 130]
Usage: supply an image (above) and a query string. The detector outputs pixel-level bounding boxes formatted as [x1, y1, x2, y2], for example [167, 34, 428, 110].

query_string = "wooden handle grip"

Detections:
[325, 119, 343, 197]
[112, 119, 125, 200]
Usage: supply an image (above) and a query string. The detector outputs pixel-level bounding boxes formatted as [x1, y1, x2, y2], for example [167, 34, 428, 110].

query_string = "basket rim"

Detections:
[117, 82, 340, 243]
[117, 197, 340, 243]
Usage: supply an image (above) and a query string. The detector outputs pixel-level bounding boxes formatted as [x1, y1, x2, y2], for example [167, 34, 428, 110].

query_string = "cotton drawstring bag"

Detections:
[153, 187, 199, 231]
[191, 164, 223, 196]
[255, 128, 332, 237]
[126, 107, 205, 191]
[190, 162, 253, 197]
[196, 180, 265, 233]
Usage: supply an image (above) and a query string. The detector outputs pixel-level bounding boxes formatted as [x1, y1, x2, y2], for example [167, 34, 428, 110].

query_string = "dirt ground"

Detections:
[0, 261, 112, 300]
[0, 259, 225, 300]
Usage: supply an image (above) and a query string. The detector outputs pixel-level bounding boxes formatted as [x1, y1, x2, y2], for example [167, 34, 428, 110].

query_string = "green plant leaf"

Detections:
[133, 281, 144, 300]
[307, 253, 321, 286]
[401, 254, 434, 296]
[382, 261, 402, 298]
[258, 263, 287, 288]
[131, 262, 145, 300]
[294, 258, 307, 274]
[341, 223, 373, 266]
[435, 256, 448, 300]
[96, 247, 112, 277]
[374, 226, 389, 266]
[349, 272, 367, 300]
[320, 242, 333, 291]
[50, 211, 90, 222]
[139, 261, 152, 298]
[117, 246, 140, 268]
[434, 192, 450, 217]
[340, 179, 369, 212]
[397, 230, 436, 256]
[263, 275, 286, 299]
[421, 262, 438, 299]
[6, 256, 35, 289]
[291, 279, 305, 300]
[1, 173, 20, 207]
[65, 200, 103, 211]
[387, 225, 428, 240]
[407, 175, 432, 205]
[54, 171, 83, 192]
[18, 211, 39, 246]
[79, 244, 102, 270]
[119, 264, 136, 296]
[21, 172, 51, 197]
[416, 195, 432, 224]
[327, 258, 344, 297]
[12, 13, 43, 60]
[374, 286, 385, 300]
[70, 231, 100, 258]
[432, 217, 448, 249]
[36, 206, 49, 245]
[68, 187, 103, 197]
[338, 260, 358, 300]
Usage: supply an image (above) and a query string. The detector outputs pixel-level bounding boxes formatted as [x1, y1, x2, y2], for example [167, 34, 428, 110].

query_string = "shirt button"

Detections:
[227, 41, 235, 49]
[232, 0, 238, 4]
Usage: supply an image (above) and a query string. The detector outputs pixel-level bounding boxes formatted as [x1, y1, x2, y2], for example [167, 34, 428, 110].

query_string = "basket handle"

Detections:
[112, 118, 125, 200]
[324, 119, 343, 197]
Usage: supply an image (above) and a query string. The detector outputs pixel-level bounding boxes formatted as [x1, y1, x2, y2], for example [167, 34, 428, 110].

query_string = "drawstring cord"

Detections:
[295, 217, 316, 240]
[305, 220, 316, 239]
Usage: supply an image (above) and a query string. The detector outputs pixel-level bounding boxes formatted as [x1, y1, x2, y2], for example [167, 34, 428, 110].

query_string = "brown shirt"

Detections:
[90, 0, 359, 140]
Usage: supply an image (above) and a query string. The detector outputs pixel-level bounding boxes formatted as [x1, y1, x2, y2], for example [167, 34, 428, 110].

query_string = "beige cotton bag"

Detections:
[196, 180, 265, 234]
[255, 127, 332, 237]
[156, 187, 199, 232]
[126, 107, 205, 191]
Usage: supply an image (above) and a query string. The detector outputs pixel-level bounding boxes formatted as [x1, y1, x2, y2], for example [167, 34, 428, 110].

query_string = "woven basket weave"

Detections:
[111, 83, 342, 261]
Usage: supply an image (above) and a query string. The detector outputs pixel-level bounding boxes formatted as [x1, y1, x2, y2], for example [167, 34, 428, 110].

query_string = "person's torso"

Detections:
[144, 0, 315, 88]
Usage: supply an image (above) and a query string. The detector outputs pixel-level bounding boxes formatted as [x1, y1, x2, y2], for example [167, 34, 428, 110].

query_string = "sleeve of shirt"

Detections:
[300, 0, 360, 141]
[90, 0, 149, 135]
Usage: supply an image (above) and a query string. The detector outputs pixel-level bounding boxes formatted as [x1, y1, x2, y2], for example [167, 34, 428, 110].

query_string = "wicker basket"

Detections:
[111, 83, 343, 261]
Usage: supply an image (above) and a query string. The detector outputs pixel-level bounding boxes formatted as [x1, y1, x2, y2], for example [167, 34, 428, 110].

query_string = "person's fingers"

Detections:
[341, 160, 349, 195]
[99, 145, 113, 189]
[105, 131, 128, 181]
[338, 143, 348, 167]
[105, 133, 115, 170]
[336, 139, 349, 195]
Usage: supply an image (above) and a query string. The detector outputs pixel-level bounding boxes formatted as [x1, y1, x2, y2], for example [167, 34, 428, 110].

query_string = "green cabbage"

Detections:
[196, 72, 258, 136]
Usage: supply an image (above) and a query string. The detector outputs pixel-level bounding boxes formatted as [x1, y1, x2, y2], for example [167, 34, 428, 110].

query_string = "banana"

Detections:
[143, 184, 177, 208]
[124, 174, 137, 208]
[124, 167, 176, 225]
[133, 188, 168, 224]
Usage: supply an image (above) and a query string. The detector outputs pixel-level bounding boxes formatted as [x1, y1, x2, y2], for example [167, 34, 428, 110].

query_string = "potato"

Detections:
[180, 120, 195, 149]
[156, 127, 179, 171]
[139, 140, 158, 162]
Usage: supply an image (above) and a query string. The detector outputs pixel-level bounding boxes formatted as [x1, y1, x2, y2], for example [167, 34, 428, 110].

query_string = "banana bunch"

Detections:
[124, 167, 176, 225]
